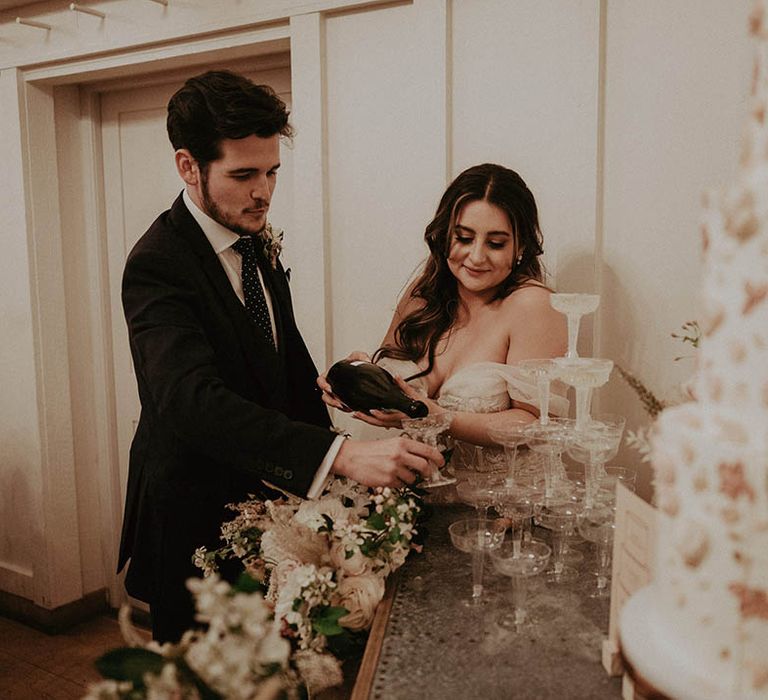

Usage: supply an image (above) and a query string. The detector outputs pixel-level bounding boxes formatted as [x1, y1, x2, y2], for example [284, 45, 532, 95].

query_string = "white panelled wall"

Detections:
[0, 0, 754, 616]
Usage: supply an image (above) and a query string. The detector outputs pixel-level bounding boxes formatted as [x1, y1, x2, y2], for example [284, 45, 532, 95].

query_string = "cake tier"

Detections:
[623, 13, 768, 695]
[695, 128, 768, 424]
[622, 585, 740, 700]
[629, 403, 768, 698]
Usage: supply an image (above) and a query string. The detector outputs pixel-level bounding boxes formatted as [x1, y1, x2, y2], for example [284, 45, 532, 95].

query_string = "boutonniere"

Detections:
[258, 222, 284, 270]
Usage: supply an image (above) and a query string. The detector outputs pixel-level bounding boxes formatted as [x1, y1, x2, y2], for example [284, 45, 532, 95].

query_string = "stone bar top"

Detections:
[358, 503, 623, 700]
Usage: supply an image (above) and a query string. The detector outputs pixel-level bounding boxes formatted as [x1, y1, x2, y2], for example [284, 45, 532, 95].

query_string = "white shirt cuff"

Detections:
[306, 434, 347, 499]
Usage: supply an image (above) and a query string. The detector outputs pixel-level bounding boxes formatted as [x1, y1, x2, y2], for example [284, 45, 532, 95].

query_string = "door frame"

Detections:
[15, 18, 329, 608]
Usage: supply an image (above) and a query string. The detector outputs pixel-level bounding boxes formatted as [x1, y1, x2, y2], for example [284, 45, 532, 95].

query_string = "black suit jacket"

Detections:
[118, 194, 335, 605]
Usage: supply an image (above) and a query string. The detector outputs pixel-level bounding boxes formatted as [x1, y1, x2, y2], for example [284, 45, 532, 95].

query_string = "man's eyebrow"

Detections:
[227, 163, 281, 175]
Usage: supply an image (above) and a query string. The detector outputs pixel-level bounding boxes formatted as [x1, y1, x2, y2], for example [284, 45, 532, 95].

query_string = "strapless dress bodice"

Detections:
[377, 358, 568, 416]
[377, 358, 569, 484]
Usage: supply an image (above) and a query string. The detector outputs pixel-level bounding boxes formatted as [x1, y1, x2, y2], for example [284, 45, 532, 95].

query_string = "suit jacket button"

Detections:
[284, 470, 293, 480]
[274, 466, 284, 477]
[265, 462, 274, 473]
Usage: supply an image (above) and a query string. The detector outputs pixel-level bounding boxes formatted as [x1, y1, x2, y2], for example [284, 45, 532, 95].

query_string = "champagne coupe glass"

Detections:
[471, 444, 498, 474]
[522, 418, 575, 499]
[516, 359, 560, 426]
[542, 478, 586, 566]
[566, 414, 625, 506]
[401, 413, 457, 488]
[590, 413, 625, 475]
[490, 540, 551, 631]
[549, 293, 600, 359]
[491, 483, 536, 556]
[600, 465, 637, 496]
[488, 421, 531, 487]
[455, 473, 499, 526]
[577, 505, 616, 598]
[536, 501, 581, 584]
[448, 517, 505, 605]
[552, 357, 614, 430]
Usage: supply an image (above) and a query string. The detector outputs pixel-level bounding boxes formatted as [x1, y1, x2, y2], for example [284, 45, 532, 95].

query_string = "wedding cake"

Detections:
[620, 5, 768, 699]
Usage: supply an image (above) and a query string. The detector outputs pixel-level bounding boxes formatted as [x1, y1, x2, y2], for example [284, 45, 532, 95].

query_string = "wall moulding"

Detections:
[0, 586, 108, 633]
[21, 23, 292, 86]
[0, 0, 400, 73]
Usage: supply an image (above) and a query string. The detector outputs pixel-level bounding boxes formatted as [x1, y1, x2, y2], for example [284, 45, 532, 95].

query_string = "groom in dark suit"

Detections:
[117, 70, 441, 643]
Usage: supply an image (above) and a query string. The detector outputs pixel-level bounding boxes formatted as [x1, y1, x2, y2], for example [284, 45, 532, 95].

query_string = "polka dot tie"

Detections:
[232, 236, 276, 349]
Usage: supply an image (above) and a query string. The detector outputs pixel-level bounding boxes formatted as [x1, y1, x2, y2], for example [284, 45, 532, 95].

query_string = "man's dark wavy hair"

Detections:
[166, 70, 293, 168]
[374, 163, 545, 381]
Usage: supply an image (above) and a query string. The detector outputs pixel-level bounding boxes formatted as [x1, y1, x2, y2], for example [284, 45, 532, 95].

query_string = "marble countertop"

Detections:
[364, 503, 622, 700]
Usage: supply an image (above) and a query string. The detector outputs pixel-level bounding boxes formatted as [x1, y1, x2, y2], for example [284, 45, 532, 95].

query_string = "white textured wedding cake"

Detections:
[620, 4, 768, 699]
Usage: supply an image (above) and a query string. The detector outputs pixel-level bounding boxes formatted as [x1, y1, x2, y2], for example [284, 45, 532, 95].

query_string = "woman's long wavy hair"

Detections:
[374, 163, 545, 380]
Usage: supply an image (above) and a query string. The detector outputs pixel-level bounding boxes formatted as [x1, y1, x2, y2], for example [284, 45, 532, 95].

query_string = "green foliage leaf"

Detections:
[366, 512, 386, 531]
[311, 605, 349, 637]
[95, 647, 166, 685]
[233, 571, 263, 594]
[388, 525, 401, 544]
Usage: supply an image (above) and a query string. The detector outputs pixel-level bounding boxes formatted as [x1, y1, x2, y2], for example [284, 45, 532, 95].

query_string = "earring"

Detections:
[516, 254, 523, 266]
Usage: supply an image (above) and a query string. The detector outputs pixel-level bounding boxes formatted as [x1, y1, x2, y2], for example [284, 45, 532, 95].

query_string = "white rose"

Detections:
[329, 541, 372, 577]
[260, 530, 291, 565]
[295, 498, 351, 531]
[333, 574, 385, 631]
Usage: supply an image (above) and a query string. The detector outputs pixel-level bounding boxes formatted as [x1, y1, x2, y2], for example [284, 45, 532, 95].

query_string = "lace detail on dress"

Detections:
[377, 359, 569, 486]
[436, 362, 568, 476]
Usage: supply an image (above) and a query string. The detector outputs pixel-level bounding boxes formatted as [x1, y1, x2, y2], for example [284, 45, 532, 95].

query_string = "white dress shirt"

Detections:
[183, 190, 341, 498]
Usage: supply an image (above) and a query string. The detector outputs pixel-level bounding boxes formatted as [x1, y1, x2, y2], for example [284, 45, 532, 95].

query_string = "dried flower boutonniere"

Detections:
[258, 222, 284, 270]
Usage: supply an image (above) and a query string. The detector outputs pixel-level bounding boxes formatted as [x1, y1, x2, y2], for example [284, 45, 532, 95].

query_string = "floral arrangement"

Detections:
[258, 222, 284, 270]
[84, 574, 297, 700]
[85, 479, 423, 699]
[194, 479, 422, 666]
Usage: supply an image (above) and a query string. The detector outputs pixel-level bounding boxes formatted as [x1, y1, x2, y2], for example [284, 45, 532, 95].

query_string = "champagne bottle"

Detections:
[326, 359, 429, 418]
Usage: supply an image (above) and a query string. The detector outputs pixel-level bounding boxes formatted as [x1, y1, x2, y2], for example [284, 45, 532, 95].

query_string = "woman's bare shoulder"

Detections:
[500, 282, 553, 315]
[500, 283, 568, 359]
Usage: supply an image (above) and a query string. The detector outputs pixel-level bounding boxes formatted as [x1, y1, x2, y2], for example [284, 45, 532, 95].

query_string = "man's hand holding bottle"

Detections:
[318, 352, 444, 488]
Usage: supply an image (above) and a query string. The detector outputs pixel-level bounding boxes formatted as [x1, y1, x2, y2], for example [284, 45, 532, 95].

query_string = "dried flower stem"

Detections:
[615, 364, 667, 418]
[670, 320, 701, 349]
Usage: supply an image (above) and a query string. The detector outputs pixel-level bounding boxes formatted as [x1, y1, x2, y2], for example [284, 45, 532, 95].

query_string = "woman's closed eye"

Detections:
[453, 230, 509, 248]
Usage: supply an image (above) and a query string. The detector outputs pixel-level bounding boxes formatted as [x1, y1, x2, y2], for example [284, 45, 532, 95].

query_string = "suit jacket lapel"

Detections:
[168, 195, 284, 393]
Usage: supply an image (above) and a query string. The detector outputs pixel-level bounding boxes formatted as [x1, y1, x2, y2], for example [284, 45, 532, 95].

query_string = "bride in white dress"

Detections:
[319, 163, 568, 489]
